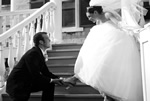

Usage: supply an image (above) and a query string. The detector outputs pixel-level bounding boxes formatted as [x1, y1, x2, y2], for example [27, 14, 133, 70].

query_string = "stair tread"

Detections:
[48, 56, 77, 59]
[48, 49, 80, 52]
[54, 72, 74, 75]
[48, 64, 74, 67]
[2, 92, 102, 97]
[54, 94, 102, 97]
[32, 94, 102, 98]
[52, 43, 82, 46]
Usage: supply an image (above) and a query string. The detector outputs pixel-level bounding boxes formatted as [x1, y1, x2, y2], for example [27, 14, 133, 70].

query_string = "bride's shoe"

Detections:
[63, 76, 78, 87]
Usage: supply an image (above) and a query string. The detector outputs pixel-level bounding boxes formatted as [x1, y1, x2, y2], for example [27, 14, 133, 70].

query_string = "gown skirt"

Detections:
[74, 21, 143, 101]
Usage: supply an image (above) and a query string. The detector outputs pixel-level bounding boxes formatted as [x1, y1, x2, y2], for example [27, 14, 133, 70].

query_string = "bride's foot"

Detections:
[63, 76, 78, 87]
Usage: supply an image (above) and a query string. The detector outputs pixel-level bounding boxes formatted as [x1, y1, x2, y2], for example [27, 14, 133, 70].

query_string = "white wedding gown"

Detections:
[74, 21, 143, 101]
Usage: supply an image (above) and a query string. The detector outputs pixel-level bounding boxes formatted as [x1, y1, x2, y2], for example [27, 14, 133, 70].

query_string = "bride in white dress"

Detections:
[64, 0, 147, 101]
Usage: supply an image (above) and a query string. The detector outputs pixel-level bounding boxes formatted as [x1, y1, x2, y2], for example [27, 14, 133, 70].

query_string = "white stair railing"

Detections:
[0, 1, 58, 91]
[139, 23, 150, 101]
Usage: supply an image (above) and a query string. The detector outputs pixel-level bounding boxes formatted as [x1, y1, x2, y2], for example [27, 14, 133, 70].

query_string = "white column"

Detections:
[11, 0, 16, 11]
[51, 0, 62, 43]
[0, 0, 2, 34]
[0, 0, 2, 12]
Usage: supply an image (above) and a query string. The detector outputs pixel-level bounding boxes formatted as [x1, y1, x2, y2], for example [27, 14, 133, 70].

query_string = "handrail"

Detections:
[0, 2, 55, 42]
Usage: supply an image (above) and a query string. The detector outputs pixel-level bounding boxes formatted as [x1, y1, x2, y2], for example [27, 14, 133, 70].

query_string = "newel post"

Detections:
[51, 0, 62, 43]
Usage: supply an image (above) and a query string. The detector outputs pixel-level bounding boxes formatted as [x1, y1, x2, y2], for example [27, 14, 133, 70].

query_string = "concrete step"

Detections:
[53, 73, 99, 94]
[46, 56, 77, 65]
[2, 74, 101, 101]
[52, 72, 99, 94]
[48, 64, 74, 73]
[2, 93, 103, 101]
[47, 49, 80, 57]
[55, 83, 99, 94]
[54, 73, 74, 78]
[52, 43, 82, 50]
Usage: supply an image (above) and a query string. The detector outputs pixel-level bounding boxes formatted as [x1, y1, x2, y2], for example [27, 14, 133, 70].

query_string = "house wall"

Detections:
[14, 0, 30, 10]
[62, 27, 91, 43]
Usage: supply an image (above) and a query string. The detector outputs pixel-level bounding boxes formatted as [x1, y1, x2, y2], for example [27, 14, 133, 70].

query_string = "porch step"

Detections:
[47, 49, 80, 57]
[52, 43, 82, 50]
[55, 83, 99, 94]
[48, 64, 74, 73]
[54, 72, 74, 78]
[2, 93, 103, 101]
[46, 56, 77, 65]
[53, 73, 99, 94]
[2, 43, 103, 101]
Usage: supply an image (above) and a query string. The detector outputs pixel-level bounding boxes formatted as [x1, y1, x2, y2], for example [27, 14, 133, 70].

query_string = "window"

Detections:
[62, 0, 83, 32]
[62, 0, 75, 27]
[2, 0, 10, 5]
[62, 0, 94, 28]
[30, 0, 45, 9]
[30, 0, 49, 9]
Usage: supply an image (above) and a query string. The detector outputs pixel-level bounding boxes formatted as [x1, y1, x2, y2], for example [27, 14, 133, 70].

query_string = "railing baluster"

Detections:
[2, 16, 7, 33]
[36, 16, 41, 33]
[49, 9, 55, 43]
[8, 37, 14, 71]
[23, 26, 30, 54]
[10, 15, 15, 29]
[29, 21, 35, 49]
[10, 15, 17, 48]
[41, 12, 46, 32]
[0, 16, 3, 34]
[46, 10, 50, 36]
[0, 42, 5, 87]
[15, 31, 22, 62]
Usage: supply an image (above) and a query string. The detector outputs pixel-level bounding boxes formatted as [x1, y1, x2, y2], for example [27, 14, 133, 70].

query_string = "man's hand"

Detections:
[51, 78, 64, 85]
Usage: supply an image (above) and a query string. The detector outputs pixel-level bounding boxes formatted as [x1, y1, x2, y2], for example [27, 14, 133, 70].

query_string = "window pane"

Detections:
[30, 0, 44, 9]
[144, 2, 150, 21]
[79, 0, 95, 27]
[62, 0, 75, 27]
[2, 0, 10, 5]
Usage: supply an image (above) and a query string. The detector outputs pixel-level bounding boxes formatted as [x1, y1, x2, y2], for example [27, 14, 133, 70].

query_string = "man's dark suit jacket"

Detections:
[6, 46, 58, 97]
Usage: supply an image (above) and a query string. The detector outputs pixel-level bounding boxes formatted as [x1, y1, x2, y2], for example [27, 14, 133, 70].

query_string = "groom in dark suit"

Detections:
[6, 32, 63, 101]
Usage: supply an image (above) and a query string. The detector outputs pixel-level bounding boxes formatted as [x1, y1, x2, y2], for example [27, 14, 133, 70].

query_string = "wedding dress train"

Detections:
[74, 21, 143, 101]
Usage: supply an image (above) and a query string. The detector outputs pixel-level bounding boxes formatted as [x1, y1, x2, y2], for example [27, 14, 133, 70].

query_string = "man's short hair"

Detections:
[33, 32, 47, 47]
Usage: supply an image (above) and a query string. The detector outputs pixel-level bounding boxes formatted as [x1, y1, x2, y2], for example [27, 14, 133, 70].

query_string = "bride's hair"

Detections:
[86, 6, 121, 25]
[86, 6, 103, 15]
[86, 6, 114, 20]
